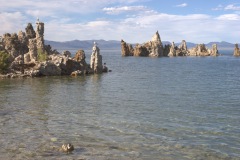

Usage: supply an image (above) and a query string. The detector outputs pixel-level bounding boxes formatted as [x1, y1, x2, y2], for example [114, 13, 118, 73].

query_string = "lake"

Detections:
[0, 50, 240, 159]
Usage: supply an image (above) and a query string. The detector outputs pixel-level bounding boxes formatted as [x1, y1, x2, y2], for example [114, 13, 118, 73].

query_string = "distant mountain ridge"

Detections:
[45, 40, 236, 51]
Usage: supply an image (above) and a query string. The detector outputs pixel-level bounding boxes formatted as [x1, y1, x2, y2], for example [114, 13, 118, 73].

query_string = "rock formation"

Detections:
[233, 43, 240, 56]
[24, 38, 37, 63]
[134, 44, 149, 56]
[1, 20, 108, 78]
[121, 31, 223, 57]
[188, 44, 218, 56]
[62, 50, 71, 57]
[2, 33, 21, 59]
[121, 40, 133, 56]
[121, 31, 164, 57]
[25, 23, 36, 39]
[210, 44, 219, 56]
[35, 20, 44, 51]
[90, 42, 103, 73]
[176, 40, 188, 56]
[168, 42, 176, 57]
[147, 31, 164, 57]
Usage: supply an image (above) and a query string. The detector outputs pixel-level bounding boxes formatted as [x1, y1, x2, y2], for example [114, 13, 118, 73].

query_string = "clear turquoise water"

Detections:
[0, 50, 240, 159]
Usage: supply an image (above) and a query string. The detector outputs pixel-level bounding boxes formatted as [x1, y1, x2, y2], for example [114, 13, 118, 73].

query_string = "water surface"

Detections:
[0, 50, 240, 159]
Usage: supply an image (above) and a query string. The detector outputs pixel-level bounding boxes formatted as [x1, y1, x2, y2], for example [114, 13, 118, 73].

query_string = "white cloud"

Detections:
[216, 14, 240, 20]
[212, 4, 223, 11]
[0, 12, 26, 34]
[103, 6, 148, 15]
[42, 12, 240, 44]
[225, 4, 240, 11]
[175, 3, 188, 8]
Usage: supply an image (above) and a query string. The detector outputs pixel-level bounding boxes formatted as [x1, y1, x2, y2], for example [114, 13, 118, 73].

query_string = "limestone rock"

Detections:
[233, 43, 240, 56]
[210, 44, 219, 56]
[36, 20, 45, 50]
[121, 40, 133, 56]
[148, 31, 164, 57]
[62, 50, 71, 57]
[49, 53, 88, 75]
[188, 44, 209, 56]
[163, 44, 171, 57]
[134, 44, 149, 56]
[28, 38, 38, 62]
[2, 33, 21, 58]
[178, 40, 187, 51]
[24, 53, 31, 63]
[18, 31, 29, 55]
[176, 40, 188, 56]
[129, 31, 164, 57]
[75, 49, 86, 63]
[38, 61, 61, 76]
[71, 70, 82, 76]
[188, 43, 219, 56]
[168, 42, 176, 57]
[90, 42, 103, 74]
[25, 23, 36, 39]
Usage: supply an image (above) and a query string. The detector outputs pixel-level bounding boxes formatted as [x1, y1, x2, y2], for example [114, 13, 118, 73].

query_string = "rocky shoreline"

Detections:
[0, 20, 108, 79]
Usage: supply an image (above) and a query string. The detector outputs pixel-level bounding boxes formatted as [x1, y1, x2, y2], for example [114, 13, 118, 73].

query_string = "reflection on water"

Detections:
[0, 51, 240, 159]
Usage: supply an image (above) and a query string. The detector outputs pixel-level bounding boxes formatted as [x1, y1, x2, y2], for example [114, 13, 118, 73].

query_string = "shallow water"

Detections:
[0, 50, 240, 159]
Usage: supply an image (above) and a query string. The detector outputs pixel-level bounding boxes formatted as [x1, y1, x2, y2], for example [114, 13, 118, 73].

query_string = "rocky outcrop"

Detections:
[167, 40, 188, 57]
[36, 20, 44, 51]
[1, 20, 109, 78]
[133, 44, 149, 56]
[210, 44, 219, 56]
[168, 42, 176, 57]
[18, 31, 29, 55]
[25, 23, 36, 39]
[188, 44, 211, 56]
[176, 40, 188, 56]
[2, 33, 21, 59]
[37, 61, 61, 76]
[233, 44, 240, 56]
[62, 50, 71, 57]
[121, 31, 164, 57]
[188, 44, 219, 56]
[121, 40, 133, 56]
[147, 31, 164, 57]
[90, 42, 103, 73]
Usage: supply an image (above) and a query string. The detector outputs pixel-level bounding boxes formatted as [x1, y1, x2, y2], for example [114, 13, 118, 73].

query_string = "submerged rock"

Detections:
[61, 143, 74, 153]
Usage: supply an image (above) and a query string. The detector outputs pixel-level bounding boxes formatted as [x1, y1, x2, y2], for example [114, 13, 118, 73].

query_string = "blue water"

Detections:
[0, 50, 240, 160]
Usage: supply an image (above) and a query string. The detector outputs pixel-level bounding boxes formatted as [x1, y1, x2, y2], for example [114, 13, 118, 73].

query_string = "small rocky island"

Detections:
[121, 31, 219, 57]
[0, 20, 108, 78]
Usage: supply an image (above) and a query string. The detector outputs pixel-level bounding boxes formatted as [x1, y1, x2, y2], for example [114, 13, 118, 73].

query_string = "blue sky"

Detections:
[0, 0, 240, 43]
